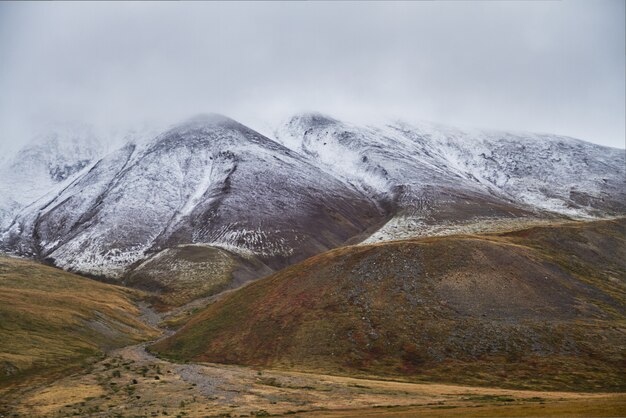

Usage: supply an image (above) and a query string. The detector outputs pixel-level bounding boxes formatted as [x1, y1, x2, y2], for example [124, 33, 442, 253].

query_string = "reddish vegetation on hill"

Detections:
[153, 219, 626, 391]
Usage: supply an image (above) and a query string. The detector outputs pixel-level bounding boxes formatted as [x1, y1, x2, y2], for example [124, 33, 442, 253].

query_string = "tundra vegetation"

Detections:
[1, 219, 625, 417]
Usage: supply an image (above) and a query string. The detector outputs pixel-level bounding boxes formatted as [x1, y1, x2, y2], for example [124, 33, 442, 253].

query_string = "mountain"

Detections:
[275, 113, 625, 242]
[1, 113, 623, 301]
[0, 124, 104, 230]
[0, 123, 156, 230]
[152, 218, 626, 391]
[1, 114, 385, 284]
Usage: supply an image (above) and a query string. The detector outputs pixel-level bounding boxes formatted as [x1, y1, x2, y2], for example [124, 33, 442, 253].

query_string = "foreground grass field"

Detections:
[3, 338, 624, 417]
[0, 255, 158, 386]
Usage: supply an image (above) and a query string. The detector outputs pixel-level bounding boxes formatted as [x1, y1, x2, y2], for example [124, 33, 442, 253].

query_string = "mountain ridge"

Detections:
[1, 115, 386, 284]
[0, 113, 623, 298]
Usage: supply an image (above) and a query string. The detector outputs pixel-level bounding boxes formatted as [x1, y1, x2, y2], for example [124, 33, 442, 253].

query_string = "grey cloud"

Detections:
[0, 0, 624, 152]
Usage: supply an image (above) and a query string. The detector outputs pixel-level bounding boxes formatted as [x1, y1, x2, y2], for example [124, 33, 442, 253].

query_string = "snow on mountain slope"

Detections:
[392, 121, 626, 217]
[275, 113, 625, 243]
[1, 114, 385, 278]
[1, 112, 623, 279]
[0, 124, 158, 231]
[3, 144, 141, 258]
[275, 114, 540, 242]
[0, 124, 104, 229]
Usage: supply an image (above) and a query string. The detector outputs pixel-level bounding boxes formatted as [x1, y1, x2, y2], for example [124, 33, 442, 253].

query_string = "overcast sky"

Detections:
[0, 0, 624, 151]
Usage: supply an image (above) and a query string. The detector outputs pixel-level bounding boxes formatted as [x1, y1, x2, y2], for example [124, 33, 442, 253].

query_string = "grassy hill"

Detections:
[152, 218, 626, 391]
[0, 256, 158, 384]
[125, 244, 273, 308]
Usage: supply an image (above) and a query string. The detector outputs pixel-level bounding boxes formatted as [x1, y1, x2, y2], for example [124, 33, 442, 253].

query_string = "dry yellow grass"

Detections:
[4, 343, 624, 417]
[22, 382, 105, 417]
[305, 397, 626, 417]
[0, 255, 159, 385]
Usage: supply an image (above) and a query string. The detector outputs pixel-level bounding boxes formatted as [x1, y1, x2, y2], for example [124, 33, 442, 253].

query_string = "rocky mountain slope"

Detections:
[0, 113, 623, 297]
[152, 218, 626, 391]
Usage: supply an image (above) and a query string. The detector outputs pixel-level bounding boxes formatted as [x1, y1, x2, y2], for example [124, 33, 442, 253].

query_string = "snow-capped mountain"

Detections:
[393, 121, 625, 217]
[0, 124, 105, 230]
[1, 112, 623, 280]
[275, 113, 625, 242]
[1, 114, 384, 277]
[0, 123, 157, 230]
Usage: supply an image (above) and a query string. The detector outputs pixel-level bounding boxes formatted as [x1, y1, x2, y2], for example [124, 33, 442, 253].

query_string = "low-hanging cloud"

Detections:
[0, 0, 624, 152]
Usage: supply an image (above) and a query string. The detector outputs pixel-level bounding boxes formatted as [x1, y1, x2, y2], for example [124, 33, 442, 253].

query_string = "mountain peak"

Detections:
[155, 113, 253, 145]
[287, 112, 339, 128]
[180, 113, 238, 128]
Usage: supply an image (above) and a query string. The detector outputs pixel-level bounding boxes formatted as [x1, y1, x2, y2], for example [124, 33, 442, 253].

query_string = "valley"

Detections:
[3, 338, 625, 417]
[1, 218, 625, 417]
[2, 308, 624, 417]
[2, 0, 624, 415]
[3, 0, 626, 414]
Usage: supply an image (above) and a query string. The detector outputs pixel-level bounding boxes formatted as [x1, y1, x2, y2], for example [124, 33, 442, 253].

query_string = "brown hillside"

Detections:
[0, 256, 158, 384]
[152, 218, 626, 391]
